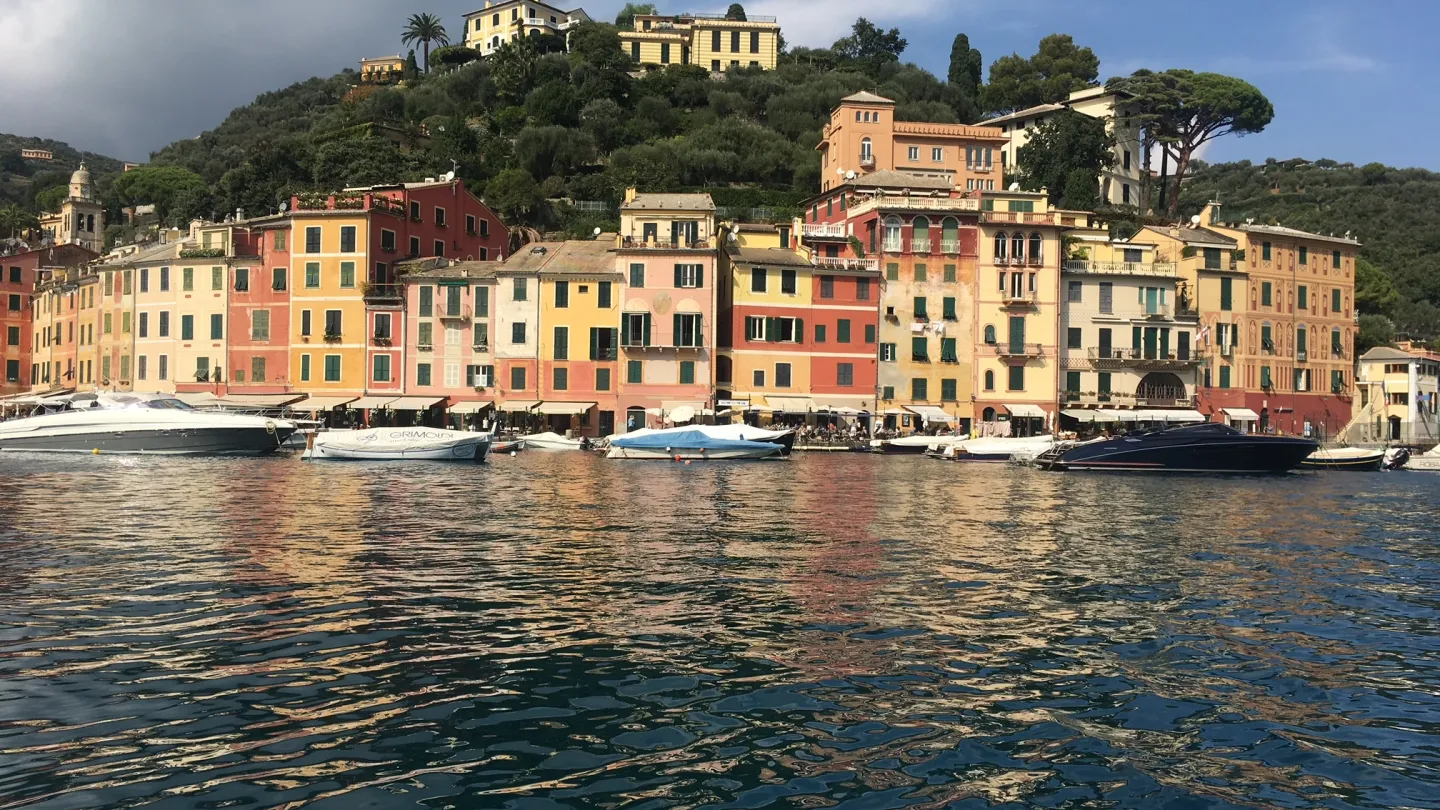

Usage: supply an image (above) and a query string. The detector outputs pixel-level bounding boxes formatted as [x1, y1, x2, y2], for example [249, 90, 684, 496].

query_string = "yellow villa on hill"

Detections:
[464, 0, 591, 56]
[619, 11, 781, 72]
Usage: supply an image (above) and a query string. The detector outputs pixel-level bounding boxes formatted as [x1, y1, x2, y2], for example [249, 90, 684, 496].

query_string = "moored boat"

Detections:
[303, 427, 492, 461]
[1301, 446, 1386, 471]
[928, 435, 1054, 462]
[0, 392, 295, 455]
[1405, 445, 1440, 472]
[880, 433, 963, 454]
[1035, 423, 1316, 473]
[621, 424, 795, 455]
[606, 428, 786, 460]
[519, 431, 588, 451]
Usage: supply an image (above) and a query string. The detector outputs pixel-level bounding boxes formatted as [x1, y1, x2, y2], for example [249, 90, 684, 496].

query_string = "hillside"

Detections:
[1179, 159, 1440, 341]
[0, 133, 126, 213]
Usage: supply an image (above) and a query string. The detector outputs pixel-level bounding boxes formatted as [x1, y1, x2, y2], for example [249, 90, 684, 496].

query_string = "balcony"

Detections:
[372, 333, 393, 346]
[811, 256, 877, 272]
[941, 239, 961, 255]
[619, 236, 713, 250]
[882, 238, 903, 254]
[995, 342, 1044, 358]
[1142, 305, 1173, 320]
[801, 223, 848, 240]
[1000, 290, 1039, 307]
[1087, 347, 1203, 370]
[363, 283, 403, 303]
[848, 194, 980, 219]
[860, 155, 876, 169]
[1063, 260, 1178, 277]
[1297, 350, 1308, 363]
[440, 306, 472, 320]
[910, 237, 932, 254]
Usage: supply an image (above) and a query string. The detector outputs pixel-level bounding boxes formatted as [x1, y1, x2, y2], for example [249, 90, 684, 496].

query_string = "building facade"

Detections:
[536, 240, 622, 436]
[464, 0, 591, 55]
[37, 164, 106, 254]
[494, 247, 544, 417]
[403, 259, 499, 422]
[619, 12, 782, 72]
[1350, 344, 1440, 445]
[1, 244, 96, 393]
[227, 218, 293, 396]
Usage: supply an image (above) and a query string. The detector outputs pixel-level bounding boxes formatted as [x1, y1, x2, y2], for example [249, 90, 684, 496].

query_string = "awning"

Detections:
[349, 396, 397, 410]
[500, 400, 540, 412]
[536, 401, 595, 416]
[1005, 404, 1047, 418]
[297, 395, 357, 411]
[669, 405, 697, 423]
[905, 405, 956, 423]
[662, 400, 706, 413]
[1137, 409, 1207, 423]
[387, 396, 446, 411]
[1223, 407, 1260, 420]
[219, 393, 306, 409]
[767, 397, 818, 413]
[1062, 408, 1104, 423]
[447, 401, 494, 414]
[813, 395, 872, 413]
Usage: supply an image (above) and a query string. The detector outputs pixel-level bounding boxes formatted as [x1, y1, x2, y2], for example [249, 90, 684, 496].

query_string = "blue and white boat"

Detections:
[606, 428, 786, 460]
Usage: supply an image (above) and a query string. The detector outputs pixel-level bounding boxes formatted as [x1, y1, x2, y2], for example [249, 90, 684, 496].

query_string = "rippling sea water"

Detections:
[1, 452, 1439, 809]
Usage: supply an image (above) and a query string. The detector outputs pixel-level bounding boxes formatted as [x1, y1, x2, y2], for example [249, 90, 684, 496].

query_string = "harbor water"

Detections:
[1, 453, 1439, 809]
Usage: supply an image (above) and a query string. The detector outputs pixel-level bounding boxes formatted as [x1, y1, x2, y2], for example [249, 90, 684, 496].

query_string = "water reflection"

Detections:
[0, 453, 1437, 808]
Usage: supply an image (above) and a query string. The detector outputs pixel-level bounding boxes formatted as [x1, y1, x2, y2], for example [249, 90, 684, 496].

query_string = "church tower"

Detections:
[39, 162, 105, 253]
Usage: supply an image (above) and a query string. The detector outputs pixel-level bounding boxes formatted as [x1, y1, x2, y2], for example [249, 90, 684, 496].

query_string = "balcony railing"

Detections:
[996, 343, 1044, 358]
[1001, 290, 1039, 306]
[620, 236, 712, 250]
[801, 223, 847, 240]
[860, 155, 876, 169]
[1063, 260, 1178, 277]
[1142, 305, 1173, 320]
[1297, 350, 1308, 363]
[1087, 347, 1203, 369]
[882, 238, 903, 254]
[363, 283, 402, 302]
[440, 306, 472, 320]
[848, 194, 980, 219]
[940, 239, 961, 255]
[910, 237, 931, 254]
[811, 256, 877, 272]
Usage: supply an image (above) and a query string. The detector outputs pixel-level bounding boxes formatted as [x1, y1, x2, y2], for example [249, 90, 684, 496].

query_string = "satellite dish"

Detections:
[836, 167, 844, 176]
[443, 171, 456, 182]
[845, 170, 856, 180]
[278, 202, 288, 213]
[1008, 182, 1020, 191]
[593, 227, 602, 236]
[1190, 214, 1202, 226]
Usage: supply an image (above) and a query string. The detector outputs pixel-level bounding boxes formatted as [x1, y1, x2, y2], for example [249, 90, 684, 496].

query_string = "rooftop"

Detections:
[1228, 221, 1361, 246]
[1360, 346, 1420, 362]
[1143, 224, 1238, 249]
[620, 192, 715, 212]
[850, 170, 954, 191]
[840, 91, 895, 105]
[978, 103, 1065, 127]
[403, 257, 500, 281]
[536, 240, 619, 277]
[726, 247, 815, 268]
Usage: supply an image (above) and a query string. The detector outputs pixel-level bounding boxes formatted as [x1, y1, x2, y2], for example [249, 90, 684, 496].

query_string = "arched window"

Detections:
[1028, 233, 1042, 265]
[984, 371, 995, 391]
[860, 137, 873, 162]
[994, 232, 1007, 261]
[912, 215, 930, 235]
[883, 216, 902, 252]
[911, 216, 929, 252]
[1011, 233, 1025, 263]
[984, 324, 996, 344]
[983, 406, 997, 421]
[941, 217, 959, 252]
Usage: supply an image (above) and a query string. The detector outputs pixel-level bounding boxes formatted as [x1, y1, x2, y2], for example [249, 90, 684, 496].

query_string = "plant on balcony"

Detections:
[296, 192, 328, 210]
[848, 235, 865, 258]
[1232, 249, 1245, 262]
[179, 248, 225, 259]
[324, 332, 342, 343]
[1181, 246, 1197, 258]
[334, 194, 365, 210]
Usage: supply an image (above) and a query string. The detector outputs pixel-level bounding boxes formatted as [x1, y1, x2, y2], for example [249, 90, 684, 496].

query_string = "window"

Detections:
[434, 240, 445, 257]
[914, 296, 928, 319]
[711, 29, 722, 51]
[745, 316, 765, 342]
[122, 312, 131, 333]
[304, 262, 320, 288]
[182, 267, 194, 291]
[941, 337, 958, 363]
[6, 294, 18, 312]
[1332, 249, 1343, 269]
[815, 324, 827, 344]
[374, 312, 392, 341]
[661, 42, 670, 63]
[554, 280, 569, 308]
[417, 321, 434, 348]
[881, 385, 894, 400]
[511, 365, 528, 390]
[627, 360, 643, 384]
[416, 363, 432, 387]
[1066, 280, 1083, 303]
[473, 322, 489, 348]
[751, 368, 765, 388]
[1298, 285, 1308, 310]
[827, 318, 846, 344]
[1220, 277, 1233, 311]
[907, 146, 920, 161]
[340, 262, 355, 288]
[678, 360, 695, 386]
[7, 266, 18, 284]
[231, 267, 249, 292]
[886, 263, 899, 281]
[140, 267, 149, 293]
[1261, 365, 1273, 389]
[210, 314, 223, 340]
[324, 355, 341, 382]
[751, 268, 767, 293]
[269, 267, 285, 291]
[251, 310, 270, 341]
[675, 264, 703, 288]
[750, 30, 760, 53]
[551, 326, 569, 360]
[993, 232, 1007, 261]
[631, 41, 640, 61]
[1299, 246, 1308, 265]
[880, 342, 896, 362]
[589, 328, 618, 361]
[373, 354, 392, 383]
[730, 30, 740, 52]
[861, 137, 873, 163]
[137, 356, 147, 380]
[552, 366, 568, 391]
[914, 264, 927, 282]
[512, 321, 527, 344]
[325, 310, 342, 339]
[912, 336, 928, 361]
[305, 226, 321, 254]
[593, 366, 611, 392]
[932, 147, 944, 163]
[623, 312, 651, 347]
[674, 314, 703, 347]
[1261, 281, 1272, 307]
[1332, 288, 1342, 313]
[409, 236, 420, 257]
[1067, 327, 1082, 349]
[159, 267, 170, 291]
[863, 324, 876, 345]
[1007, 365, 1024, 391]
[513, 277, 528, 301]
[911, 378, 928, 401]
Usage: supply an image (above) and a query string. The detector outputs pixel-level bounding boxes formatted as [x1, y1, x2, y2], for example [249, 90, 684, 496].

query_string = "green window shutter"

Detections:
[419, 286, 432, 316]
[642, 313, 651, 347]
[1066, 371, 1080, 392]
[1098, 372, 1111, 394]
[1332, 289, 1341, 312]
[620, 314, 630, 346]
[1159, 328, 1169, 357]
[914, 297, 927, 318]
[864, 324, 876, 343]
[912, 336, 927, 359]
[941, 379, 956, 401]
[181, 315, 193, 341]
[1008, 316, 1026, 348]
[837, 319, 850, 343]
[815, 324, 826, 343]
[1220, 277, 1232, 310]
[680, 361, 695, 385]
[1262, 282, 1272, 306]
[942, 297, 956, 320]
[477, 286, 489, 316]
[417, 363, 431, 386]
[210, 314, 223, 340]
[1262, 324, 1272, 348]
[1297, 328, 1307, 354]
[765, 317, 776, 341]
[1298, 286, 1308, 309]
[941, 337, 956, 362]
[627, 359, 642, 383]
[673, 313, 681, 347]
[674, 264, 683, 287]
[794, 318, 803, 340]
[1132, 325, 1142, 349]
[696, 265, 703, 288]
[886, 263, 899, 281]
[589, 327, 599, 360]
[554, 327, 568, 360]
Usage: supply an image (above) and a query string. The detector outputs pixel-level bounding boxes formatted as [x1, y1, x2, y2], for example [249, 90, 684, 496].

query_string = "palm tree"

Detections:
[401, 13, 449, 74]
[0, 204, 38, 239]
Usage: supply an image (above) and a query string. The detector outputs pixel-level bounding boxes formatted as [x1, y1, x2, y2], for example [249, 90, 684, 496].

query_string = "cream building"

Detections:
[979, 87, 1144, 208]
[38, 164, 106, 253]
[464, 0, 591, 56]
[1349, 344, 1440, 445]
[619, 12, 781, 72]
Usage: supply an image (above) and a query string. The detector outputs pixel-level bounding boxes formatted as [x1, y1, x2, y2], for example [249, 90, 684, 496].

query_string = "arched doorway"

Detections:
[982, 407, 996, 422]
[1137, 372, 1187, 405]
[1389, 415, 1402, 441]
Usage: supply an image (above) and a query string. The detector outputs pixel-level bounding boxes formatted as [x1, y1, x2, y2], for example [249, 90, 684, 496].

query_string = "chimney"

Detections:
[1201, 201, 1221, 227]
[624, 187, 638, 204]
[236, 207, 245, 222]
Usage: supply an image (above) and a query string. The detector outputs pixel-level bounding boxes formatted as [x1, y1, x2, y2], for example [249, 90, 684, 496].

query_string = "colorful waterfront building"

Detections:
[226, 217, 294, 400]
[401, 258, 499, 425]
[30, 269, 89, 392]
[1058, 226, 1206, 423]
[614, 190, 717, 431]
[1350, 343, 1440, 445]
[1, 244, 95, 394]
[535, 240, 623, 437]
[618, 11, 782, 72]
[463, 0, 591, 56]
[1197, 203, 1360, 437]
[170, 222, 243, 397]
[36, 164, 105, 254]
[973, 189, 1068, 434]
[1138, 222, 1251, 429]
[494, 245, 545, 418]
[92, 240, 172, 392]
[131, 239, 182, 395]
[815, 92, 1008, 196]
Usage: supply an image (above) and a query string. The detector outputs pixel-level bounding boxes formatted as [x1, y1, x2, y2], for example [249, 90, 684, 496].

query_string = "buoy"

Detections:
[684, 459, 691, 466]
[92, 448, 100, 455]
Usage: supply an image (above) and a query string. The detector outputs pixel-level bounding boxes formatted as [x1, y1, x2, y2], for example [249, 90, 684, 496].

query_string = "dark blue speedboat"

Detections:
[1035, 422, 1316, 473]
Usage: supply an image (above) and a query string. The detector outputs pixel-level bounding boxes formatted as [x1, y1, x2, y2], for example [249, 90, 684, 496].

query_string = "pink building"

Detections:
[401, 258, 499, 426]
[226, 217, 293, 397]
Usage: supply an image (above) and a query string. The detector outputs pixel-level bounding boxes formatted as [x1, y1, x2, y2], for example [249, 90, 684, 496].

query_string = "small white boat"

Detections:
[304, 427, 492, 461]
[606, 428, 785, 460]
[1301, 446, 1385, 471]
[880, 433, 963, 454]
[519, 431, 588, 451]
[1406, 445, 1440, 472]
[621, 424, 795, 455]
[930, 435, 1055, 462]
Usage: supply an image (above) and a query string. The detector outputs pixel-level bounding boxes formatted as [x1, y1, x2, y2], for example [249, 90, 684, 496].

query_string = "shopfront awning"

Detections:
[175, 392, 219, 406]
[813, 395, 873, 413]
[1004, 404, 1047, 418]
[499, 400, 541, 412]
[447, 401, 494, 414]
[297, 395, 357, 411]
[536, 401, 595, 416]
[219, 393, 306, 409]
[387, 396, 446, 411]
[905, 405, 956, 423]
[1062, 408, 1109, 423]
[349, 396, 397, 410]
[767, 397, 818, 414]
[1137, 409, 1207, 423]
[1222, 407, 1260, 421]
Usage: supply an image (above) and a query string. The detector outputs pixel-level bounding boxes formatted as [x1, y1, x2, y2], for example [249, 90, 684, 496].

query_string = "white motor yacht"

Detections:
[303, 427, 492, 462]
[0, 393, 296, 455]
[519, 431, 589, 450]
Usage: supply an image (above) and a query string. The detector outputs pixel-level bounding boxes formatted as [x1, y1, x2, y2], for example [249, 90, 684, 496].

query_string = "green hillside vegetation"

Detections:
[1178, 159, 1440, 345]
[0, 134, 126, 233]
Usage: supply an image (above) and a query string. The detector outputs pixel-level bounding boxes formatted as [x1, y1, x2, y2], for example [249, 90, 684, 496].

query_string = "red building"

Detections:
[1, 244, 97, 394]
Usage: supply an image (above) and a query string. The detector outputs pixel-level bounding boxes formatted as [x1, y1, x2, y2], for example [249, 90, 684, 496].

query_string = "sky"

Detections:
[0, 0, 1430, 169]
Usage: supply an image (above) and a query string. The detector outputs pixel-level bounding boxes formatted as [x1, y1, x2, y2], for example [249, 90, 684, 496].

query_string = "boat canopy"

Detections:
[905, 405, 955, 423]
[536, 401, 596, 416]
[1004, 404, 1047, 418]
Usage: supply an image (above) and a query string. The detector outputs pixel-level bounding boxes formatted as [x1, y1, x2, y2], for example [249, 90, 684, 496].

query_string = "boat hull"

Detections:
[1041, 426, 1316, 473]
[307, 429, 492, 462]
[606, 445, 782, 460]
[1301, 450, 1385, 471]
[0, 425, 294, 456]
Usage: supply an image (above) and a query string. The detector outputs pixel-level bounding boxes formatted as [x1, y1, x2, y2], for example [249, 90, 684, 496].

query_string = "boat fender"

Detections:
[265, 420, 277, 434]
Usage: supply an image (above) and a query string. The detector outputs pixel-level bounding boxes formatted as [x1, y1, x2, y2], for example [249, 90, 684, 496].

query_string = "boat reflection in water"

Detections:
[1036, 422, 1317, 473]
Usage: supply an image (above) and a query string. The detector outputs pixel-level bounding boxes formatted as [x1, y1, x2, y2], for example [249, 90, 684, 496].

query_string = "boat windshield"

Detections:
[143, 398, 194, 410]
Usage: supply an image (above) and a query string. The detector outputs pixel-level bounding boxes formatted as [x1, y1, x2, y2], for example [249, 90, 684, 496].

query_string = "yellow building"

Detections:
[93, 239, 175, 391]
[173, 222, 235, 390]
[358, 55, 405, 83]
[464, 0, 591, 56]
[37, 164, 105, 254]
[1349, 343, 1440, 445]
[535, 239, 623, 436]
[974, 189, 1067, 434]
[132, 244, 182, 395]
[289, 209, 368, 395]
[619, 12, 781, 72]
